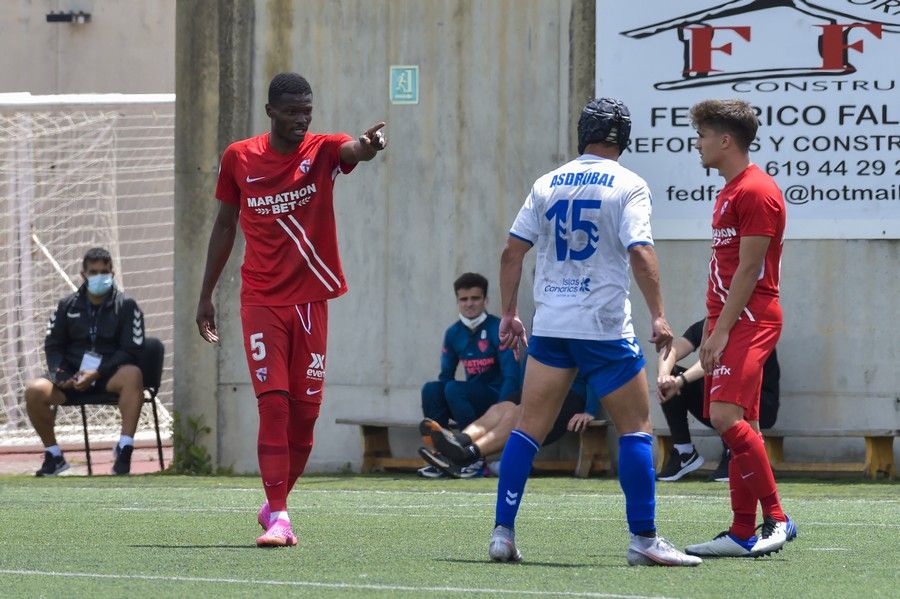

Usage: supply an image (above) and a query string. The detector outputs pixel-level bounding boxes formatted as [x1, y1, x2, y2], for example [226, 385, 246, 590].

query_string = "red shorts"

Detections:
[703, 318, 780, 421]
[240, 302, 328, 402]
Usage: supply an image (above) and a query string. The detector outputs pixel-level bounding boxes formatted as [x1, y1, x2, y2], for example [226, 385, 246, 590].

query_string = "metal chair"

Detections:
[56, 337, 166, 475]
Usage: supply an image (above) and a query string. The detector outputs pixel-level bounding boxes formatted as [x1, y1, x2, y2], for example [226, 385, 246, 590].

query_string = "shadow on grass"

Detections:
[436, 557, 598, 569]
[130, 544, 257, 550]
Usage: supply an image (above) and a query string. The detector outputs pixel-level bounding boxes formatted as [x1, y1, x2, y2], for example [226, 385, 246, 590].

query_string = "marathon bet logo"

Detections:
[307, 353, 326, 380]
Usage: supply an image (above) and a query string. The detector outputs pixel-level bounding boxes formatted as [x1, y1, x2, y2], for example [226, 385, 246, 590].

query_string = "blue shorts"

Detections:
[528, 336, 646, 399]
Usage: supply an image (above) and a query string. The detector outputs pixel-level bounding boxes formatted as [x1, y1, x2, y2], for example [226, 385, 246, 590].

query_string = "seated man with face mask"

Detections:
[24, 247, 146, 476]
[418, 272, 520, 478]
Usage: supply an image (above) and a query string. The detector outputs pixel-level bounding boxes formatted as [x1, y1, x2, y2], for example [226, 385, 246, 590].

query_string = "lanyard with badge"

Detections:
[79, 304, 103, 381]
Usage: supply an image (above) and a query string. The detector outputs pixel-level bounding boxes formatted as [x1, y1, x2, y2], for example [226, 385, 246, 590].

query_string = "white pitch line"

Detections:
[108, 507, 900, 528]
[5, 486, 898, 505]
[0, 569, 677, 599]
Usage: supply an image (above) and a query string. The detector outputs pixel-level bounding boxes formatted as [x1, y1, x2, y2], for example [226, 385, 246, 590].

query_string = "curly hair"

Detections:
[690, 99, 758, 152]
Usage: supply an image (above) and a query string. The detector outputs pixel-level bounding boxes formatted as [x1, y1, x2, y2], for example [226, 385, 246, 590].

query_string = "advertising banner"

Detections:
[597, 1, 900, 238]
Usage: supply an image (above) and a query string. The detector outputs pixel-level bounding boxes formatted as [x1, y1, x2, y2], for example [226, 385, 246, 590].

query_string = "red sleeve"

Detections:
[736, 187, 780, 238]
[328, 133, 357, 175]
[215, 145, 241, 205]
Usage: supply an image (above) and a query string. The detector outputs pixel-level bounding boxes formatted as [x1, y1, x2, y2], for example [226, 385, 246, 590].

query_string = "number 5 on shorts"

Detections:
[249, 332, 266, 361]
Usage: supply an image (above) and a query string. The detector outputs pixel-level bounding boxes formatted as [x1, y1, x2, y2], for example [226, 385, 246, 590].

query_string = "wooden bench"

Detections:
[336, 417, 611, 478]
[654, 427, 898, 479]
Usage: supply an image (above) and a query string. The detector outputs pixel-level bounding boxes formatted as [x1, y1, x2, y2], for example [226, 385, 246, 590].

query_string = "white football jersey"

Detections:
[509, 154, 654, 340]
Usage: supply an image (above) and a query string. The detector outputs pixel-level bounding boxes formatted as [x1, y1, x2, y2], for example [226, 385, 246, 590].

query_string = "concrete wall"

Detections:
[0, 0, 175, 94]
[175, 0, 899, 473]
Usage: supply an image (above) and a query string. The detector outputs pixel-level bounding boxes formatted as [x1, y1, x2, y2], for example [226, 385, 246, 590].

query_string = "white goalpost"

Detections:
[0, 93, 175, 447]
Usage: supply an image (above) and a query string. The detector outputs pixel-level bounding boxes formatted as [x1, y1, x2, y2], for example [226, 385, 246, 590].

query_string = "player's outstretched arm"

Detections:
[339, 122, 387, 164]
[196, 202, 239, 343]
[629, 244, 673, 358]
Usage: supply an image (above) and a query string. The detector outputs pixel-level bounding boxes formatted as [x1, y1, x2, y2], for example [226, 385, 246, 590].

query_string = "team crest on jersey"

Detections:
[299, 158, 312, 174]
[255, 367, 268, 382]
[478, 330, 489, 353]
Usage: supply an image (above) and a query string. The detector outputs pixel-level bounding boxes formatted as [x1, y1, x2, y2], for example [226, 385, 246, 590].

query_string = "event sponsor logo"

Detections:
[307, 353, 326, 380]
[713, 364, 732, 377]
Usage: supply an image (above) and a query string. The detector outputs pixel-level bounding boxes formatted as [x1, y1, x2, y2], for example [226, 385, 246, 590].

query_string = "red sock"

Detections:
[257, 392, 291, 512]
[722, 421, 785, 522]
[727, 451, 758, 540]
[287, 399, 320, 493]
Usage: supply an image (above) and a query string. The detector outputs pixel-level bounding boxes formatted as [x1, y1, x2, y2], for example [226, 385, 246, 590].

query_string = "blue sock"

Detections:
[494, 429, 540, 529]
[618, 432, 656, 535]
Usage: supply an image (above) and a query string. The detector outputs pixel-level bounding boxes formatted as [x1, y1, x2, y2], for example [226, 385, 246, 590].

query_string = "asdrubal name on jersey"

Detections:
[247, 183, 317, 215]
[549, 171, 616, 188]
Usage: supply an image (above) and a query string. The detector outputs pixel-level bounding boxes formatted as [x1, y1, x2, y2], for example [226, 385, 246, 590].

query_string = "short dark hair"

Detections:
[82, 247, 112, 271]
[690, 99, 758, 152]
[453, 272, 488, 296]
[268, 73, 313, 104]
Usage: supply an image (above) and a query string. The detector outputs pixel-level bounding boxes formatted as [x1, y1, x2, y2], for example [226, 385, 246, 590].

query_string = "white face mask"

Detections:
[459, 311, 487, 331]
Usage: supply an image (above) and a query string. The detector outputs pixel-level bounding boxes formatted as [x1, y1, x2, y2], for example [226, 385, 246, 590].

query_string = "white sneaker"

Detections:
[489, 525, 523, 563]
[749, 515, 795, 557]
[685, 531, 756, 557]
[416, 464, 445, 479]
[457, 459, 485, 479]
[627, 534, 702, 567]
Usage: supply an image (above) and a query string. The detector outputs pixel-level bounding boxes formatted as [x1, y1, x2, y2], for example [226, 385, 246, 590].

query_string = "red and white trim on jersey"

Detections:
[708, 253, 756, 323]
[215, 132, 353, 306]
[276, 215, 342, 293]
[294, 303, 312, 335]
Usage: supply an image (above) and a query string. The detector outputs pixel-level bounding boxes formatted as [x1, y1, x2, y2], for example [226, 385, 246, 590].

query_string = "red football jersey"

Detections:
[706, 164, 786, 326]
[216, 132, 355, 306]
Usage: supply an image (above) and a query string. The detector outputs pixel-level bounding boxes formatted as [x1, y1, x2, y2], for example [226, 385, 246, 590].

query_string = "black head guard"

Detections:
[577, 97, 631, 154]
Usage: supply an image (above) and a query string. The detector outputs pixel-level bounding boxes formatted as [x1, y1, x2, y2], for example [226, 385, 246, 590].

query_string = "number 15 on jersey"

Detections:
[545, 199, 602, 261]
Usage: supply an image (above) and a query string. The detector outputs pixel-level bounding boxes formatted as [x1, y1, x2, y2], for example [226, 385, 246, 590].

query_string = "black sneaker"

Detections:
[657, 447, 705, 481]
[418, 447, 483, 479]
[420, 418, 474, 464]
[709, 448, 730, 482]
[112, 444, 133, 475]
[35, 451, 69, 477]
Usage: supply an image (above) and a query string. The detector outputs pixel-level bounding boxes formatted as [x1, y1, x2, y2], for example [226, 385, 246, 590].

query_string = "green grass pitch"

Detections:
[0, 474, 897, 598]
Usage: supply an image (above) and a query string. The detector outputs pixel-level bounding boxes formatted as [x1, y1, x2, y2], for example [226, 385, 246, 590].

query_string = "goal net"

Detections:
[0, 94, 175, 447]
